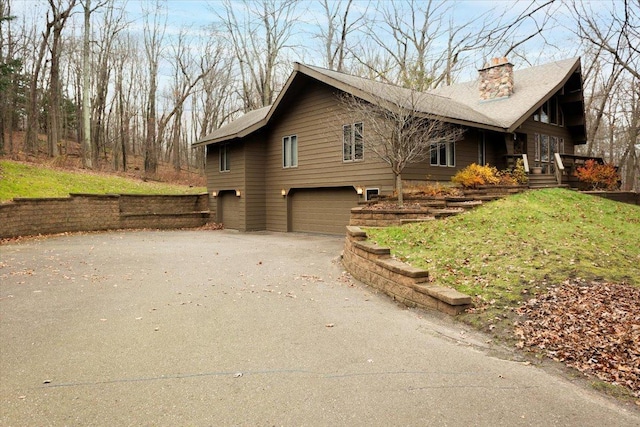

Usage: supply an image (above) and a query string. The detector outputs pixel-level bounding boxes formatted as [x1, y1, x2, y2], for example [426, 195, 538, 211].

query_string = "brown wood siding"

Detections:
[290, 188, 358, 234]
[264, 78, 396, 232]
[403, 129, 483, 181]
[518, 116, 576, 159]
[243, 132, 267, 231]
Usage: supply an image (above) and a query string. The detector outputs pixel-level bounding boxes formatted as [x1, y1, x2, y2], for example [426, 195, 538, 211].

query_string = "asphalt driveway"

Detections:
[1, 230, 638, 426]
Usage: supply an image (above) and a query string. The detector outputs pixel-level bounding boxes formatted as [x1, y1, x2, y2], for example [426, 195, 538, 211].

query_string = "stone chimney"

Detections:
[478, 57, 514, 101]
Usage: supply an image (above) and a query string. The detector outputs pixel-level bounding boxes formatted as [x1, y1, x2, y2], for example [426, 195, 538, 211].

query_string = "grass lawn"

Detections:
[366, 188, 640, 329]
[0, 160, 207, 202]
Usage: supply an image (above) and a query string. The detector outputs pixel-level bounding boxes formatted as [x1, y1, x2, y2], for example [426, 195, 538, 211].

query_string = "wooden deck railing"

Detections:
[554, 153, 565, 185]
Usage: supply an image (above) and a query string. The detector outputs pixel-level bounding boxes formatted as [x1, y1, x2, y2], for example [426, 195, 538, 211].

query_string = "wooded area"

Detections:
[0, 0, 637, 190]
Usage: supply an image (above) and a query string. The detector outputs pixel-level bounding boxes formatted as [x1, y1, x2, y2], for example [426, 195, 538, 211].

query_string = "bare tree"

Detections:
[363, 0, 450, 90]
[0, 1, 21, 155]
[46, 0, 76, 158]
[315, 0, 367, 72]
[158, 29, 207, 172]
[24, 8, 53, 154]
[569, 0, 640, 190]
[79, 0, 110, 168]
[216, 0, 299, 111]
[619, 80, 640, 191]
[570, 0, 639, 81]
[142, 0, 166, 175]
[339, 86, 464, 206]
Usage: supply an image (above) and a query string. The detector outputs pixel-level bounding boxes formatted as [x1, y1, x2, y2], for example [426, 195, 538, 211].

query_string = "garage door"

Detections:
[219, 192, 242, 230]
[290, 187, 359, 234]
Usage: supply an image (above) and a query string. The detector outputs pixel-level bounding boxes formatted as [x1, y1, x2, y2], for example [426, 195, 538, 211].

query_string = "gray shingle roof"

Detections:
[193, 105, 270, 147]
[194, 57, 580, 147]
[428, 57, 581, 131]
[299, 64, 499, 128]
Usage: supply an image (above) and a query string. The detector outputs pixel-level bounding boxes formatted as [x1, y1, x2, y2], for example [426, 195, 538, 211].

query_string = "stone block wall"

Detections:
[0, 193, 211, 239]
[342, 226, 472, 315]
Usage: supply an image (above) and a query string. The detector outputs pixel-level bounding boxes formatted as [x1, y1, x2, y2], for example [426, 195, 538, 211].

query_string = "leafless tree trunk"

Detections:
[142, 0, 166, 176]
[81, 0, 92, 167]
[339, 86, 464, 206]
[80, 0, 109, 168]
[25, 13, 53, 155]
[157, 30, 206, 172]
[0, 1, 19, 155]
[46, 0, 76, 158]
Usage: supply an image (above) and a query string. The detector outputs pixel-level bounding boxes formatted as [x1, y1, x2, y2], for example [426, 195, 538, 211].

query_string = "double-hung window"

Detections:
[219, 143, 230, 172]
[282, 135, 298, 168]
[430, 141, 455, 167]
[343, 122, 363, 162]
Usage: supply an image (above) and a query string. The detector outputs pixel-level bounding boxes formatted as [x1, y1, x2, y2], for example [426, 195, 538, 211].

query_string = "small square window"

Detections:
[365, 188, 379, 201]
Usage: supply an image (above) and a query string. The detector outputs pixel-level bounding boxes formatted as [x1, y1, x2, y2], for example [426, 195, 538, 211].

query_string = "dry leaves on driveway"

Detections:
[515, 279, 640, 397]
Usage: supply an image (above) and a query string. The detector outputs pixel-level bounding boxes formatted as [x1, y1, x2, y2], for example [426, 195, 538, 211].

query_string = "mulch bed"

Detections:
[514, 279, 640, 398]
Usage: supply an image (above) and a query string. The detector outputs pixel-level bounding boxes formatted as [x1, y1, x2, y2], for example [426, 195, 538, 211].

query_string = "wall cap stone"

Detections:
[346, 225, 367, 238]
[342, 226, 472, 315]
[376, 257, 429, 279]
[352, 240, 391, 256]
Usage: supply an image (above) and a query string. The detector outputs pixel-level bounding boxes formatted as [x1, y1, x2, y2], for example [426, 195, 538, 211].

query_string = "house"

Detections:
[193, 57, 590, 234]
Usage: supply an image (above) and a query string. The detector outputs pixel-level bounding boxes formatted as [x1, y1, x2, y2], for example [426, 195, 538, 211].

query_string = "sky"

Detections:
[5, 0, 585, 117]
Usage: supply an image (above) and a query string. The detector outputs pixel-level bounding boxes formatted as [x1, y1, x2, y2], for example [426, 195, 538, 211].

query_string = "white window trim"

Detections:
[365, 188, 379, 201]
[430, 141, 455, 167]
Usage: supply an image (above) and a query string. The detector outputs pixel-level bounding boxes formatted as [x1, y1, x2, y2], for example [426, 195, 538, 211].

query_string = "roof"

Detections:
[428, 57, 581, 131]
[192, 106, 271, 147]
[194, 57, 581, 147]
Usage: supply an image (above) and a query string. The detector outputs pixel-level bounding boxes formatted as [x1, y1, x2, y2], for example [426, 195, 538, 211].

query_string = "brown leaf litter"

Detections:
[515, 279, 640, 397]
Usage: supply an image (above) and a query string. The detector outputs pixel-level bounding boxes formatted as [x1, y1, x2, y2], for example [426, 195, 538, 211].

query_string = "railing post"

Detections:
[554, 153, 565, 185]
[521, 154, 530, 173]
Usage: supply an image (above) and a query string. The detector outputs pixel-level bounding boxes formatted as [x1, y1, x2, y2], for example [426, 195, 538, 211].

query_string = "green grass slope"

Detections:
[366, 188, 640, 310]
[0, 160, 207, 202]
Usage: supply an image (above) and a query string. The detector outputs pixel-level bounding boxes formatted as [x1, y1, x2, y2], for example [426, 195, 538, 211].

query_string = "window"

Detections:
[534, 133, 564, 172]
[282, 135, 298, 168]
[365, 188, 379, 201]
[478, 136, 486, 166]
[430, 141, 455, 167]
[219, 144, 230, 172]
[343, 122, 364, 162]
[533, 97, 564, 126]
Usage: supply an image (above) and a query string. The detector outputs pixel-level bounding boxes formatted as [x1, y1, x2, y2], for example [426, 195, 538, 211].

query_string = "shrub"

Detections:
[574, 160, 620, 191]
[451, 163, 500, 188]
[511, 158, 529, 185]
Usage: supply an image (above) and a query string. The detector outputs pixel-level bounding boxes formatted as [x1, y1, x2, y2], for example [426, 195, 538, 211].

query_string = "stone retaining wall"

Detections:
[0, 193, 210, 239]
[342, 226, 472, 315]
